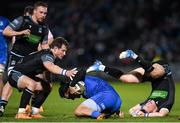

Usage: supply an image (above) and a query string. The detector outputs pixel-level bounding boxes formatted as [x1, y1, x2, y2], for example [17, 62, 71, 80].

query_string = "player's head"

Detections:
[141, 99, 158, 113]
[59, 69, 86, 100]
[33, 1, 48, 23]
[59, 83, 69, 98]
[69, 68, 86, 86]
[24, 5, 33, 16]
[50, 37, 69, 59]
[59, 83, 81, 100]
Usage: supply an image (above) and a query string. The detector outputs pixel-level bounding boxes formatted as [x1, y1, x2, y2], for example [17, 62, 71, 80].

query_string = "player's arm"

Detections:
[147, 108, 169, 117]
[43, 61, 77, 80]
[129, 104, 142, 116]
[3, 16, 30, 37]
[3, 26, 30, 37]
[132, 108, 169, 117]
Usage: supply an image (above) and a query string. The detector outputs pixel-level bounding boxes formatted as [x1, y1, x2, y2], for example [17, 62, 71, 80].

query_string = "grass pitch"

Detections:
[1, 81, 180, 122]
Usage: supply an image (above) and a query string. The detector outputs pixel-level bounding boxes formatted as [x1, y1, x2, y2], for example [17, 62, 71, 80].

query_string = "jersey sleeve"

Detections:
[8, 16, 23, 30]
[41, 28, 51, 45]
[41, 53, 54, 63]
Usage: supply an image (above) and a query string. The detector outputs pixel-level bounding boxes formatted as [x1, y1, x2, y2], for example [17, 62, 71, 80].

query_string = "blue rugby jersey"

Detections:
[0, 16, 9, 48]
[83, 75, 118, 98]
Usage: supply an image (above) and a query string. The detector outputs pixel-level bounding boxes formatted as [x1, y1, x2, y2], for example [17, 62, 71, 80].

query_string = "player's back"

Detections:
[14, 49, 53, 76]
[84, 75, 118, 98]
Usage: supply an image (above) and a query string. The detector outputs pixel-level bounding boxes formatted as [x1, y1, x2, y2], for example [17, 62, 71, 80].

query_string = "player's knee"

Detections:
[27, 82, 36, 90]
[74, 105, 84, 117]
[74, 108, 81, 117]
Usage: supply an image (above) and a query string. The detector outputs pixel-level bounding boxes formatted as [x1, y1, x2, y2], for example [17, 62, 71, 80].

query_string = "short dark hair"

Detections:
[34, 1, 48, 9]
[24, 5, 33, 15]
[50, 37, 70, 50]
[59, 83, 69, 98]
[69, 68, 86, 86]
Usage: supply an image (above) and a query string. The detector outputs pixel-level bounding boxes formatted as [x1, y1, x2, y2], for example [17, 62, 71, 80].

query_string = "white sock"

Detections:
[31, 107, 39, 115]
[18, 108, 26, 113]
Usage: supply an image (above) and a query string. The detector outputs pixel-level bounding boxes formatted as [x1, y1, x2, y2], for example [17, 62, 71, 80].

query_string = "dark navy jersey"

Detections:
[13, 49, 54, 77]
[9, 16, 49, 56]
[141, 60, 175, 111]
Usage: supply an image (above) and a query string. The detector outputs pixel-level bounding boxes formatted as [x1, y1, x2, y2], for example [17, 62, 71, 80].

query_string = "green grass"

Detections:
[1, 82, 180, 122]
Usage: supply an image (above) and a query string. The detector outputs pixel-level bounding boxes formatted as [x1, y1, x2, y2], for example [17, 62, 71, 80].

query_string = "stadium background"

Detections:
[0, 0, 180, 122]
[1, 0, 180, 81]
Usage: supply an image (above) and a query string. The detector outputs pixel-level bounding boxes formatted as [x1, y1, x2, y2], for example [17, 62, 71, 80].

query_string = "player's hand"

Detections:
[130, 110, 144, 117]
[66, 68, 78, 80]
[20, 29, 31, 35]
[119, 50, 138, 60]
[136, 110, 145, 117]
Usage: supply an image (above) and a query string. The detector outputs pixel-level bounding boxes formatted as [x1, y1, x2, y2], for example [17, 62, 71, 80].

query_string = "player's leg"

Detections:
[31, 80, 52, 118]
[74, 92, 121, 119]
[0, 83, 13, 116]
[8, 72, 38, 119]
[86, 60, 124, 79]
[0, 47, 8, 99]
[0, 53, 22, 113]
[0, 64, 4, 99]
[0, 47, 8, 117]
[74, 98, 102, 119]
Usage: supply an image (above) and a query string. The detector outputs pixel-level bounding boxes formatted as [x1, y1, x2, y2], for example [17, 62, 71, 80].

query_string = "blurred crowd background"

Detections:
[2, 0, 180, 68]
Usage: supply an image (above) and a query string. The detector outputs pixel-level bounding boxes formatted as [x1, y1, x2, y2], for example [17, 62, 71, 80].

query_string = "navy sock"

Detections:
[19, 88, 34, 108]
[0, 100, 8, 108]
[104, 67, 124, 79]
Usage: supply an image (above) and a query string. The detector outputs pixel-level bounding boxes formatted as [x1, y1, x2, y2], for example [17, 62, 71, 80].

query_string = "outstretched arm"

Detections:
[43, 61, 77, 80]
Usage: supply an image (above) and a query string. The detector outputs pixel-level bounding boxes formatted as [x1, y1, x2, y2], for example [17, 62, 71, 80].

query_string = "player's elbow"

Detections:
[157, 112, 168, 117]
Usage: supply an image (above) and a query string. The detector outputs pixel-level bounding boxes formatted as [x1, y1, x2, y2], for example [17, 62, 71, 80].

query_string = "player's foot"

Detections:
[119, 50, 138, 60]
[97, 113, 105, 120]
[15, 113, 32, 119]
[0, 106, 4, 117]
[86, 60, 104, 73]
[118, 111, 124, 118]
[31, 113, 44, 119]
[39, 106, 44, 112]
[25, 105, 31, 114]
